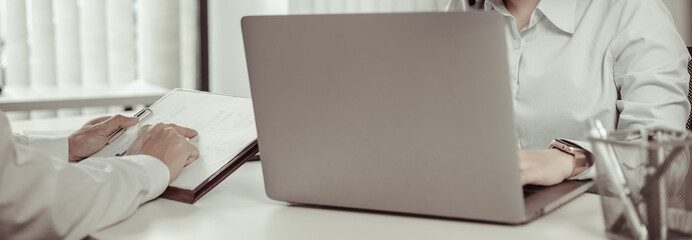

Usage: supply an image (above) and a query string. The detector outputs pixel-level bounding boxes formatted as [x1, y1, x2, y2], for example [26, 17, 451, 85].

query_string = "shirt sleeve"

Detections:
[611, 0, 691, 132]
[560, 0, 691, 185]
[562, 137, 689, 195]
[607, 0, 690, 191]
[12, 134, 69, 161]
[0, 113, 170, 240]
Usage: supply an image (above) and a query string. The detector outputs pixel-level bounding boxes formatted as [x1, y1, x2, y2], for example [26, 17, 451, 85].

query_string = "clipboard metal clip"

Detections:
[107, 108, 153, 145]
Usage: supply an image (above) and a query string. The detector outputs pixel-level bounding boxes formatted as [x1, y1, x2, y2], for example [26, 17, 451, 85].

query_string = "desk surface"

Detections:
[90, 162, 607, 240]
[10, 116, 608, 240]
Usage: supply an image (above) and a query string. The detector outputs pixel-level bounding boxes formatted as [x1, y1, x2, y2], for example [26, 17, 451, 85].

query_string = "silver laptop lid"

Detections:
[243, 11, 526, 223]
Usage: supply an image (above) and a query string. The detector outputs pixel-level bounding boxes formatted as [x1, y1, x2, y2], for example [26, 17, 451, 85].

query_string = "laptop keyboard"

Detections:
[523, 185, 545, 198]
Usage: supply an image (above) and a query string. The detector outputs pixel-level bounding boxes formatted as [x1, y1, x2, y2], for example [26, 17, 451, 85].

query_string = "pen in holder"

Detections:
[588, 120, 692, 240]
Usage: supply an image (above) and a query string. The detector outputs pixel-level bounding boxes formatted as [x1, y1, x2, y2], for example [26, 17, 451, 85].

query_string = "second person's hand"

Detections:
[126, 123, 200, 184]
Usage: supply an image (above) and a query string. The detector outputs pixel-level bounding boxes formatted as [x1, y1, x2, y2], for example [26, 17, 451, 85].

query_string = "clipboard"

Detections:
[107, 108, 153, 145]
[92, 88, 259, 204]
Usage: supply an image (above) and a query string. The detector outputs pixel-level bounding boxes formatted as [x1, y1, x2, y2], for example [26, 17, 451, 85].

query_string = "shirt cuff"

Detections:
[13, 134, 69, 161]
[118, 155, 170, 201]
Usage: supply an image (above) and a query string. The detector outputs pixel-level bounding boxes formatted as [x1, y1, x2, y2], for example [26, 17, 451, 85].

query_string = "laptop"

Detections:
[241, 11, 593, 224]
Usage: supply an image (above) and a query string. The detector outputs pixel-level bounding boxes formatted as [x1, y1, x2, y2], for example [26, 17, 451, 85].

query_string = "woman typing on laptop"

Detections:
[444, 0, 690, 187]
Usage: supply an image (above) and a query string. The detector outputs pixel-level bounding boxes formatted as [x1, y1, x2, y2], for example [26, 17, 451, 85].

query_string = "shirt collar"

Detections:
[483, 0, 576, 34]
[483, 0, 505, 12]
[535, 0, 577, 34]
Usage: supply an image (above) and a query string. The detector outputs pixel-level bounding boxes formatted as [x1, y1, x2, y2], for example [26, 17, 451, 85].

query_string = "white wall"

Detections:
[663, 0, 692, 46]
[208, 0, 445, 97]
[209, 0, 288, 97]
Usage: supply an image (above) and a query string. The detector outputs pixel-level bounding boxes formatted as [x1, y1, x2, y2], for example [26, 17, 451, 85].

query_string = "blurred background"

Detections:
[0, 0, 690, 121]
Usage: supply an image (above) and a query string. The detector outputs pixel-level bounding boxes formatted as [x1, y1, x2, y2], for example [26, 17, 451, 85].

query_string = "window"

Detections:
[209, 0, 449, 98]
[0, 0, 199, 120]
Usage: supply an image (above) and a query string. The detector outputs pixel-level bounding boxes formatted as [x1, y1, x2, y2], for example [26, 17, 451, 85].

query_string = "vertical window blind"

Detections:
[0, 0, 198, 120]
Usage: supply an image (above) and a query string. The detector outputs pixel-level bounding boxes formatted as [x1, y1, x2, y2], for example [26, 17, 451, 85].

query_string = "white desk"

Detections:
[10, 116, 608, 240]
[89, 162, 607, 240]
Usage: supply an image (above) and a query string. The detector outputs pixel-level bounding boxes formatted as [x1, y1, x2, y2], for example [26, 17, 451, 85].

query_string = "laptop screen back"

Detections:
[243, 12, 526, 223]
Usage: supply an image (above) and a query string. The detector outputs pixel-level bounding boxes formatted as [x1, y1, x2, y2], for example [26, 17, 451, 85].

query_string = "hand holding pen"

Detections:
[66, 107, 200, 184]
[68, 115, 141, 162]
[107, 108, 153, 144]
[68, 108, 151, 162]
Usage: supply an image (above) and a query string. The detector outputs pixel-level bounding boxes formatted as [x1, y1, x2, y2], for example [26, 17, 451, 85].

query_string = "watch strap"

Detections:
[549, 139, 592, 178]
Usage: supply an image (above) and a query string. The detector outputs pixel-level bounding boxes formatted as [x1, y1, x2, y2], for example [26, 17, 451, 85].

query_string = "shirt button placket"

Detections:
[512, 37, 522, 97]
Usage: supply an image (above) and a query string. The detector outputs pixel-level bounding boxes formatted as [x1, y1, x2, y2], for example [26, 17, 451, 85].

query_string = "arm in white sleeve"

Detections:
[611, 0, 690, 132]
[608, 0, 690, 192]
[563, 0, 691, 187]
[562, 136, 689, 197]
[0, 113, 170, 240]
[12, 134, 69, 161]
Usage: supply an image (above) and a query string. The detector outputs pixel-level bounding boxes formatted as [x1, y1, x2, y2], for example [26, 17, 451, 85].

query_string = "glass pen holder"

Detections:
[588, 127, 692, 240]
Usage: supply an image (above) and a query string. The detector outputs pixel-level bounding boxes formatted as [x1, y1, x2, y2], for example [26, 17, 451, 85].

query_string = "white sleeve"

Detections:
[12, 134, 69, 161]
[607, 0, 690, 190]
[563, 0, 691, 185]
[563, 138, 689, 196]
[0, 113, 170, 240]
[611, 0, 691, 132]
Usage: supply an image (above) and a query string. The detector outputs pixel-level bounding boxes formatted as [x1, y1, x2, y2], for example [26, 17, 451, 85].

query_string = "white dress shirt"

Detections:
[0, 110, 170, 240]
[446, 0, 691, 180]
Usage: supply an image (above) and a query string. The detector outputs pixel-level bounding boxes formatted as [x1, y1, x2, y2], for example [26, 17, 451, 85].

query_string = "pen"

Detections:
[107, 108, 152, 145]
[588, 120, 647, 240]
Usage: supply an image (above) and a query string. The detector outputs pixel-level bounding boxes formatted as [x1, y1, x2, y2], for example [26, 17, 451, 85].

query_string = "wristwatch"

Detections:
[549, 139, 592, 178]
